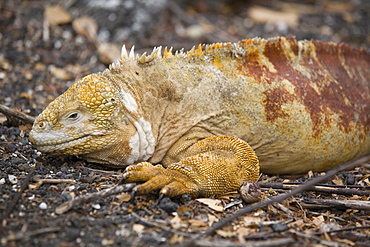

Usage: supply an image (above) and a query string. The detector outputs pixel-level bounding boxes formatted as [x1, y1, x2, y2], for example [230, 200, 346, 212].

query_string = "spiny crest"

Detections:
[110, 41, 236, 70]
[108, 45, 137, 70]
[120, 45, 136, 60]
[185, 42, 233, 57]
[119, 45, 164, 65]
[137, 46, 162, 64]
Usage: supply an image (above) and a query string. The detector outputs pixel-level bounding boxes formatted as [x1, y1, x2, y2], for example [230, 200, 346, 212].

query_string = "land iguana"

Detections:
[29, 37, 370, 198]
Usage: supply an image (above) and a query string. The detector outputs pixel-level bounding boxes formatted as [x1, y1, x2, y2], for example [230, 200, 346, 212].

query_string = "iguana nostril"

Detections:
[37, 121, 46, 129]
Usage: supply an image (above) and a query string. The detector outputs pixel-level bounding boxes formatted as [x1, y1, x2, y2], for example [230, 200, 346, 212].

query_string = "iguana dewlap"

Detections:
[29, 37, 370, 197]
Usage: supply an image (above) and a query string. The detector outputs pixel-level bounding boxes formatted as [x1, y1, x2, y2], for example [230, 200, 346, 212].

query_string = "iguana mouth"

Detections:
[33, 135, 89, 146]
[29, 131, 93, 154]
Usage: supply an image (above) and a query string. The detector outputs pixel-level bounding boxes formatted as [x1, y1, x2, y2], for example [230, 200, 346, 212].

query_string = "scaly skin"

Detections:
[29, 37, 370, 197]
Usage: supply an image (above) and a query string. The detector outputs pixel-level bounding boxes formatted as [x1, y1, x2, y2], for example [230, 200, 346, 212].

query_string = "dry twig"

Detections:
[55, 183, 136, 214]
[126, 207, 192, 237]
[301, 198, 370, 210]
[0, 104, 35, 126]
[29, 176, 76, 189]
[1, 169, 35, 220]
[1, 224, 60, 244]
[260, 182, 370, 196]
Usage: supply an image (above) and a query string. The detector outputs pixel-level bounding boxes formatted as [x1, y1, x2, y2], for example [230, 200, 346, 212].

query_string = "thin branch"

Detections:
[291, 230, 341, 247]
[29, 176, 76, 189]
[301, 198, 370, 210]
[76, 165, 124, 177]
[192, 237, 296, 247]
[260, 183, 370, 196]
[1, 226, 60, 244]
[313, 225, 370, 236]
[0, 104, 35, 126]
[1, 169, 35, 220]
[127, 207, 192, 237]
[55, 183, 136, 214]
[183, 153, 370, 246]
[262, 182, 369, 189]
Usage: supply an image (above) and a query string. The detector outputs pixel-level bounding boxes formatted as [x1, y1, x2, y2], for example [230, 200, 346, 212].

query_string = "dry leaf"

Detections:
[207, 214, 218, 227]
[237, 227, 254, 243]
[324, 2, 354, 13]
[170, 215, 182, 229]
[28, 183, 40, 190]
[308, 170, 314, 178]
[48, 65, 73, 80]
[196, 198, 224, 212]
[44, 5, 72, 26]
[287, 219, 305, 228]
[72, 16, 98, 43]
[247, 6, 298, 28]
[19, 92, 33, 100]
[332, 176, 344, 185]
[185, 25, 205, 39]
[243, 216, 262, 227]
[132, 224, 144, 233]
[279, 2, 316, 14]
[188, 219, 208, 228]
[101, 238, 114, 245]
[215, 229, 236, 238]
[63, 64, 82, 77]
[312, 215, 325, 228]
[34, 62, 46, 71]
[55, 202, 71, 214]
[97, 42, 121, 64]
[335, 238, 356, 246]
[177, 205, 191, 214]
[19, 124, 32, 132]
[116, 192, 131, 202]
[169, 234, 184, 244]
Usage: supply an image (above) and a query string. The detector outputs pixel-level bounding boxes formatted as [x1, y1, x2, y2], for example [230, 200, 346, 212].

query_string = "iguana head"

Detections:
[29, 71, 155, 166]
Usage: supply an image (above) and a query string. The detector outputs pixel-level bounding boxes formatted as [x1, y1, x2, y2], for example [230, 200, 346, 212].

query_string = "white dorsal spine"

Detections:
[129, 46, 135, 59]
[138, 52, 147, 63]
[121, 45, 128, 59]
[136, 46, 163, 64]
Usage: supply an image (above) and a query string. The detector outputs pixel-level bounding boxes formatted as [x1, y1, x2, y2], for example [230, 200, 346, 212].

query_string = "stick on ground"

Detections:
[55, 183, 136, 214]
[0, 104, 35, 126]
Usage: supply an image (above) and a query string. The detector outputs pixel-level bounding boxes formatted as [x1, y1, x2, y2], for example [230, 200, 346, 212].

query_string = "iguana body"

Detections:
[29, 37, 370, 197]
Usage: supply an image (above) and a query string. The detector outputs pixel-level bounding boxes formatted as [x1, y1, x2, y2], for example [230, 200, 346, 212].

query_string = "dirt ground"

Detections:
[1, 0, 370, 246]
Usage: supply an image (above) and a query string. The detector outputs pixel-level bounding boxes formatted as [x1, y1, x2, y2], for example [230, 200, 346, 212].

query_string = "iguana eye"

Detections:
[65, 111, 80, 120]
[68, 113, 79, 119]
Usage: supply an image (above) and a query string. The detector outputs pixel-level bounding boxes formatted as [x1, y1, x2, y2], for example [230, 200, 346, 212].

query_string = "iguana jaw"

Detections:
[29, 119, 151, 166]
[29, 129, 104, 155]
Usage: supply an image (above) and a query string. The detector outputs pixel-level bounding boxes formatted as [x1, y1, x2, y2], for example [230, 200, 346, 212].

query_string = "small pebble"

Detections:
[240, 181, 261, 203]
[270, 223, 288, 232]
[0, 178, 5, 184]
[39, 202, 48, 210]
[92, 204, 101, 210]
[8, 175, 18, 184]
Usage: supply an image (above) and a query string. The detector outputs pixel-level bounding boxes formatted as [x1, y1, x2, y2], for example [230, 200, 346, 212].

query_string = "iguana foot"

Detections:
[123, 162, 200, 197]
[122, 136, 260, 198]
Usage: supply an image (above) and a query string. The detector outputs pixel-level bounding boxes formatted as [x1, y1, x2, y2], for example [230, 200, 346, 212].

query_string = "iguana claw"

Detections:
[122, 136, 260, 197]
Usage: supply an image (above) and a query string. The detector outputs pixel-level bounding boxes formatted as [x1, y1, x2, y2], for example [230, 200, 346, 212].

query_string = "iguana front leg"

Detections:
[122, 136, 260, 197]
